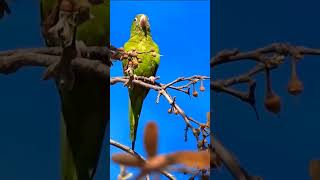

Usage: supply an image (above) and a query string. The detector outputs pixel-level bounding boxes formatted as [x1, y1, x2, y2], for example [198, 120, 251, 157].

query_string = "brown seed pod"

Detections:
[264, 68, 281, 114]
[264, 93, 281, 114]
[288, 77, 303, 96]
[168, 108, 172, 114]
[200, 80, 205, 92]
[200, 85, 205, 92]
[288, 59, 303, 96]
[193, 90, 198, 97]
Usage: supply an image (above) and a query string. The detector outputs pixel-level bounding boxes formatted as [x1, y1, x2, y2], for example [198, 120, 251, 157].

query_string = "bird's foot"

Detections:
[124, 74, 136, 89]
[76, 40, 88, 57]
[148, 76, 157, 84]
[42, 61, 60, 80]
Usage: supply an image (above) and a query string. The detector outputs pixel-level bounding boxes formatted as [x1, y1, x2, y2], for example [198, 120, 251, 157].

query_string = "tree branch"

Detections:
[211, 43, 320, 109]
[211, 42, 320, 179]
[111, 75, 210, 144]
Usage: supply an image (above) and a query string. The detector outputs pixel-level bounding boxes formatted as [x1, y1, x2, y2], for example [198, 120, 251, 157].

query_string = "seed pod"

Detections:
[288, 77, 303, 96]
[264, 93, 281, 114]
[200, 86, 205, 92]
[200, 80, 205, 92]
[168, 108, 172, 114]
[193, 90, 198, 97]
[264, 68, 281, 114]
[288, 59, 303, 95]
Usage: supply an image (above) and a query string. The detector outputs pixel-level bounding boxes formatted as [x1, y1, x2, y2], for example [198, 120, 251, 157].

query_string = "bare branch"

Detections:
[211, 43, 320, 110]
[111, 75, 210, 145]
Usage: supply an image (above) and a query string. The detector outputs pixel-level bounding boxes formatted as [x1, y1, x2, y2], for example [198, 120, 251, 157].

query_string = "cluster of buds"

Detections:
[119, 48, 142, 76]
[196, 113, 211, 151]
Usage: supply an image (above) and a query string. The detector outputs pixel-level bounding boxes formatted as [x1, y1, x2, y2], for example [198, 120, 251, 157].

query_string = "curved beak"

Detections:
[140, 15, 147, 31]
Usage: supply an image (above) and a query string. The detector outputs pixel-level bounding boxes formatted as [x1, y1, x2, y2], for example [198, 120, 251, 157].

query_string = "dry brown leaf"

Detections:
[310, 159, 320, 180]
[144, 121, 158, 158]
[145, 155, 171, 171]
[112, 153, 144, 167]
[167, 151, 210, 169]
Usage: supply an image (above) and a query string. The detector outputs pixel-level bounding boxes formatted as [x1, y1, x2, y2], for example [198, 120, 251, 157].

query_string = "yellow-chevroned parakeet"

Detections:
[40, 0, 109, 180]
[122, 14, 160, 150]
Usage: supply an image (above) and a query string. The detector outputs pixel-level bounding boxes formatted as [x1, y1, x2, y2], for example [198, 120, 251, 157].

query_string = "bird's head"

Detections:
[130, 14, 151, 37]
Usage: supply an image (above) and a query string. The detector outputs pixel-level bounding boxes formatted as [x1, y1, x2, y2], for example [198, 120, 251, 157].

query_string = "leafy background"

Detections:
[110, 1, 210, 179]
[212, 0, 320, 179]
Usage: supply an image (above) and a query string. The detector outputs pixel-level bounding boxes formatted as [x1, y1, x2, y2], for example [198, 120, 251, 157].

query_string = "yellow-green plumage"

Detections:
[122, 14, 160, 150]
[40, 1, 109, 180]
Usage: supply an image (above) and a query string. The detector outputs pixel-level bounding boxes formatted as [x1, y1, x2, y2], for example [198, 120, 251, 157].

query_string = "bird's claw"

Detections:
[42, 61, 60, 80]
[76, 40, 88, 57]
[124, 74, 136, 89]
[148, 76, 156, 84]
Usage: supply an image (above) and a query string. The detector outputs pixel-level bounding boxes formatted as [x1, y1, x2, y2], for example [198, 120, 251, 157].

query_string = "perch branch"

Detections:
[111, 75, 210, 145]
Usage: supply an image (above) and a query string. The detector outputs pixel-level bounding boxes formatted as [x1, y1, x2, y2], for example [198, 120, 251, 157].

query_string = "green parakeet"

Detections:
[40, 0, 109, 180]
[122, 14, 160, 150]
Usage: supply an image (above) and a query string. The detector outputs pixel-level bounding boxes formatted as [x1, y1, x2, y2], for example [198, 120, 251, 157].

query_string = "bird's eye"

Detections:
[134, 18, 137, 22]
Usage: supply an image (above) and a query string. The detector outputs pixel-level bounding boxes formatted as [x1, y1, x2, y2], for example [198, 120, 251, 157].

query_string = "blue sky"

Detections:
[110, 1, 210, 179]
[212, 0, 320, 179]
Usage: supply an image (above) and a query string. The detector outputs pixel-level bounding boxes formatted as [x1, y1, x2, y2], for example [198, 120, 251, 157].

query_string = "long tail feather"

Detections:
[129, 95, 144, 150]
